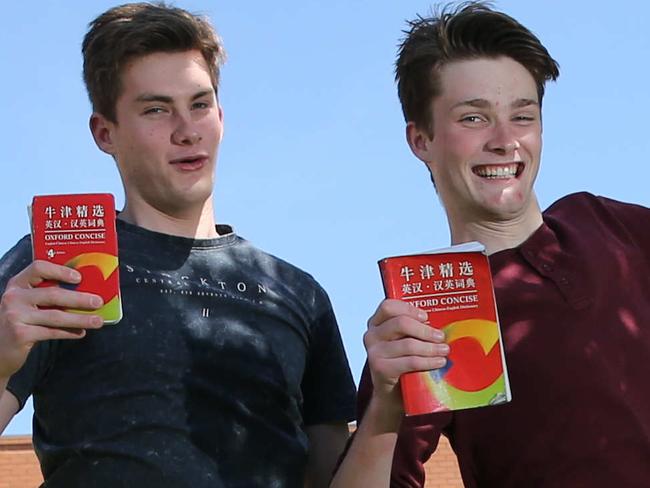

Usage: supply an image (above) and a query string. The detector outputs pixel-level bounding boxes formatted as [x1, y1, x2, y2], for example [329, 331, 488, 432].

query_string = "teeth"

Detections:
[473, 164, 519, 179]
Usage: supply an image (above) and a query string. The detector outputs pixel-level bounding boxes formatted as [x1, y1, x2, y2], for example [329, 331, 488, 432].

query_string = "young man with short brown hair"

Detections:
[337, 3, 650, 486]
[0, 4, 356, 487]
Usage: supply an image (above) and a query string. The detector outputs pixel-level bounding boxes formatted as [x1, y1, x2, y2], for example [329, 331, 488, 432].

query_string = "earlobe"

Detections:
[406, 121, 433, 163]
[89, 113, 115, 155]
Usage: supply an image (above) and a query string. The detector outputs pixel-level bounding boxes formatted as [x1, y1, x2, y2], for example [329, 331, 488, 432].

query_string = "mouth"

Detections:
[170, 155, 208, 170]
[472, 162, 524, 180]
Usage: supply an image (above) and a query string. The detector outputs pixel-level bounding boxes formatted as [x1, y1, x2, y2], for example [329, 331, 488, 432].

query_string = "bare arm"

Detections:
[0, 384, 19, 435]
[304, 422, 350, 488]
[330, 398, 402, 487]
[331, 299, 449, 487]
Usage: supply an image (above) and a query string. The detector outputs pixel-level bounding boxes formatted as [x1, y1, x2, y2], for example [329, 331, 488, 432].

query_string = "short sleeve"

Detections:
[7, 341, 55, 411]
[300, 288, 356, 426]
[0, 235, 32, 294]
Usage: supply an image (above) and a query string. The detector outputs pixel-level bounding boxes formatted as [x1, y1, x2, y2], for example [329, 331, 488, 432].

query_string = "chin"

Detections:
[177, 180, 214, 199]
[485, 197, 535, 221]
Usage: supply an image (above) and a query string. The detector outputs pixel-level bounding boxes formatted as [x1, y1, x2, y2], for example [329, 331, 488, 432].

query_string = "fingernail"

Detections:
[91, 296, 103, 308]
[71, 271, 82, 282]
[440, 343, 450, 354]
[91, 315, 103, 327]
[418, 310, 428, 321]
[432, 328, 445, 341]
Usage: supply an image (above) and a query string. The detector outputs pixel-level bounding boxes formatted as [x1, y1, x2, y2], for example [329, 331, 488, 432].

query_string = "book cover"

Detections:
[378, 242, 510, 415]
[30, 193, 122, 324]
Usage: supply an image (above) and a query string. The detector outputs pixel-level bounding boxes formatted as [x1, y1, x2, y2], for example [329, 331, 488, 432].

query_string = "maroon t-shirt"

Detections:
[355, 192, 650, 487]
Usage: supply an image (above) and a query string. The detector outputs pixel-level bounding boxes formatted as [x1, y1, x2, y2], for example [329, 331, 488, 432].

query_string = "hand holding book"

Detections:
[0, 193, 121, 381]
[377, 242, 511, 415]
[364, 298, 450, 421]
[0, 260, 105, 380]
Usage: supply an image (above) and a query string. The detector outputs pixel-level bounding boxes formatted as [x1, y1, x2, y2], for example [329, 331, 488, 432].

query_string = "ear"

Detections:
[406, 121, 434, 164]
[217, 104, 224, 141]
[89, 113, 116, 156]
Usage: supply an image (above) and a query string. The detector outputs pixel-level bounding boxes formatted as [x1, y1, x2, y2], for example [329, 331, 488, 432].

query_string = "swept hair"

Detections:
[82, 2, 226, 122]
[396, 1, 559, 134]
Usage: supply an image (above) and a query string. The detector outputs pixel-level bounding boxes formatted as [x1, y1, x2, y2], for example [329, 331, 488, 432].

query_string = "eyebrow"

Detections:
[134, 89, 213, 104]
[512, 98, 539, 108]
[451, 97, 539, 110]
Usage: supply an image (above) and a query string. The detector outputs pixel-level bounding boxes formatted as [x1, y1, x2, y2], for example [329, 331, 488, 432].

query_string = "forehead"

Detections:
[436, 56, 538, 106]
[119, 50, 213, 97]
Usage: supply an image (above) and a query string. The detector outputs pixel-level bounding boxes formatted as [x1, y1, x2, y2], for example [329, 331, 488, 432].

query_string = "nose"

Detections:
[485, 122, 519, 155]
[171, 115, 202, 146]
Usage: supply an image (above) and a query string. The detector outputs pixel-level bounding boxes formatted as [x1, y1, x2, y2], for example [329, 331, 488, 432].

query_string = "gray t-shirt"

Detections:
[2, 219, 356, 487]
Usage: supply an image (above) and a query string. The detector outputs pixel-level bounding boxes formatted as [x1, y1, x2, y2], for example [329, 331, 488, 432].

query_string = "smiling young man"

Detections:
[0, 3, 356, 487]
[335, 3, 650, 487]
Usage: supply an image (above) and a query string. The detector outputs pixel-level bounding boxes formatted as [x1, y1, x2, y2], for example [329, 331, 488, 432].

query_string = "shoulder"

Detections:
[547, 191, 647, 212]
[235, 238, 326, 286]
[545, 191, 649, 225]
[234, 238, 332, 307]
[0, 235, 32, 290]
[544, 191, 650, 250]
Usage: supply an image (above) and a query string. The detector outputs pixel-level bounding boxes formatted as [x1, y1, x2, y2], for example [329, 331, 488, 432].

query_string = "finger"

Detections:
[374, 337, 450, 360]
[369, 354, 448, 382]
[387, 355, 448, 374]
[24, 308, 104, 330]
[368, 298, 427, 328]
[29, 287, 103, 311]
[14, 322, 89, 343]
[10, 260, 81, 289]
[365, 315, 445, 345]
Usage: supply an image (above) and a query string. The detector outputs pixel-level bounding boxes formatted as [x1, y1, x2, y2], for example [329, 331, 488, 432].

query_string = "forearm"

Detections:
[335, 298, 448, 487]
[330, 397, 402, 488]
[0, 378, 19, 435]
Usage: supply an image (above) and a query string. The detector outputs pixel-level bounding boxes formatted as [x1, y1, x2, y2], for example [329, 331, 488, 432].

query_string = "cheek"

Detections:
[118, 130, 166, 172]
[129, 126, 167, 152]
[201, 116, 223, 140]
[433, 129, 479, 163]
[520, 131, 542, 155]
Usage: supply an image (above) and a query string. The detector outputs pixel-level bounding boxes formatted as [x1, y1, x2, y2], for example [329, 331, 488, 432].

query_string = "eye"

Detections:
[143, 106, 167, 115]
[192, 101, 211, 110]
[459, 114, 487, 125]
[512, 114, 537, 124]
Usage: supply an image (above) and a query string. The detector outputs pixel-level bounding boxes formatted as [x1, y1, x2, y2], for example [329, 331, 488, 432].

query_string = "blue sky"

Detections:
[2, 1, 649, 435]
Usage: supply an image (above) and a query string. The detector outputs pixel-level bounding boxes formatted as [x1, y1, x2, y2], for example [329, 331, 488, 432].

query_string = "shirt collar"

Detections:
[491, 219, 592, 310]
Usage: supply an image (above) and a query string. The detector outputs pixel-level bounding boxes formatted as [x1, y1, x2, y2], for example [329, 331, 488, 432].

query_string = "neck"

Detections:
[118, 196, 219, 239]
[446, 201, 543, 255]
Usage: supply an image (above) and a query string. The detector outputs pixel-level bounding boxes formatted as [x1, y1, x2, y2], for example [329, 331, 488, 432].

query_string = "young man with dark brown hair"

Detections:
[336, 2, 650, 487]
[0, 3, 356, 487]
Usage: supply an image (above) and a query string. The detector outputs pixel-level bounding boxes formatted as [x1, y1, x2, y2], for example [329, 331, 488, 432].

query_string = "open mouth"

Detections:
[472, 162, 523, 179]
[170, 155, 207, 170]
[171, 156, 205, 165]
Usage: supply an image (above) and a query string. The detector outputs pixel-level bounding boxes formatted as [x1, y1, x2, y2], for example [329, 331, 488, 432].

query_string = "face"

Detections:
[91, 50, 223, 217]
[409, 56, 542, 224]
